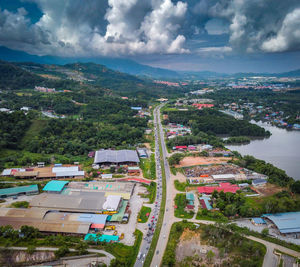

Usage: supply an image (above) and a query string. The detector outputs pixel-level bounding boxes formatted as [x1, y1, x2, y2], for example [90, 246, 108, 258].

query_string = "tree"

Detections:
[27, 245, 36, 255]
[206, 250, 215, 263]
[291, 181, 300, 194]
[261, 228, 269, 237]
[55, 245, 69, 258]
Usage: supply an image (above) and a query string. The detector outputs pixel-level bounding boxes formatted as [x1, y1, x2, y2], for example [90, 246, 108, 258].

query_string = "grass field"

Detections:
[137, 206, 151, 223]
[174, 193, 194, 219]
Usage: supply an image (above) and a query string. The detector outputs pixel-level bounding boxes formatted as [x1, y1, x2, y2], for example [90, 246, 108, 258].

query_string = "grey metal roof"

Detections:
[94, 149, 139, 164]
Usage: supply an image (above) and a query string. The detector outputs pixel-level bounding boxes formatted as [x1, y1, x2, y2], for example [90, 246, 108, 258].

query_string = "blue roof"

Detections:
[84, 233, 119, 242]
[263, 212, 300, 233]
[43, 180, 69, 192]
[200, 195, 212, 210]
[77, 214, 108, 224]
[252, 217, 266, 224]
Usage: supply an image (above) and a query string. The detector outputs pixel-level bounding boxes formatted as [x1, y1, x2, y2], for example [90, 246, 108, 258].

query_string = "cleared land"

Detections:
[252, 183, 284, 197]
[175, 156, 231, 168]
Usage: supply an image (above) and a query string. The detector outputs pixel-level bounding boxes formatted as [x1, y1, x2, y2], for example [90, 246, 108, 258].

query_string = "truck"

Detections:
[105, 225, 115, 230]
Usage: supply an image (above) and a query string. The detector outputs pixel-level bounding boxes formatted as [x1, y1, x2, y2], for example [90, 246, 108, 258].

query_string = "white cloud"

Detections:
[261, 8, 300, 52]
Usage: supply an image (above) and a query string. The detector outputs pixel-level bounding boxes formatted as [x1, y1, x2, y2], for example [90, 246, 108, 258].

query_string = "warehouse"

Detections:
[0, 184, 39, 199]
[0, 217, 90, 235]
[30, 191, 107, 213]
[263, 212, 300, 236]
[94, 149, 139, 165]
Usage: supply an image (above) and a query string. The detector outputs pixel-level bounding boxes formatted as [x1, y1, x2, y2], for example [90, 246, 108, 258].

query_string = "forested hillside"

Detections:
[164, 109, 270, 137]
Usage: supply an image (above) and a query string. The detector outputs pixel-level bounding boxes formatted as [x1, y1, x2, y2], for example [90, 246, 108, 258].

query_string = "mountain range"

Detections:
[0, 46, 300, 79]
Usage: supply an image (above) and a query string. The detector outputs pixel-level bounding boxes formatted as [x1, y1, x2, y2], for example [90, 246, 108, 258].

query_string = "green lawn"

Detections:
[137, 206, 151, 223]
[174, 193, 194, 219]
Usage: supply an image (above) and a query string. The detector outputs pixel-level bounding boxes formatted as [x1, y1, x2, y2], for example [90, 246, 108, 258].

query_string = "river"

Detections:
[226, 122, 300, 181]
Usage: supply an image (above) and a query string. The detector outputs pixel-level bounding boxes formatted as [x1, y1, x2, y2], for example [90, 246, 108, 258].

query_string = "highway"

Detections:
[150, 104, 173, 267]
[135, 104, 164, 267]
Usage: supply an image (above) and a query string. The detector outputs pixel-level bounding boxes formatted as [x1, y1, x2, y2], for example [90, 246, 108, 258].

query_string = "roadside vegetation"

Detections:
[174, 193, 194, 219]
[140, 182, 156, 204]
[139, 154, 156, 180]
[137, 206, 151, 223]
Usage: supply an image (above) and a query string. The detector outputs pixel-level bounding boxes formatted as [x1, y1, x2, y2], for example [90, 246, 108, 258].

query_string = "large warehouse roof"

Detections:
[263, 212, 300, 234]
[30, 191, 106, 213]
[0, 217, 90, 235]
[0, 184, 38, 197]
[94, 149, 139, 164]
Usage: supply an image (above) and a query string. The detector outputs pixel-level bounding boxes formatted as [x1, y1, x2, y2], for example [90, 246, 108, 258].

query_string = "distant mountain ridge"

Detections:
[0, 46, 300, 79]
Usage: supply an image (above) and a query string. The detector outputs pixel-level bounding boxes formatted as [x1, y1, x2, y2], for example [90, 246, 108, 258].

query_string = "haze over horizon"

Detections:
[1, 0, 300, 73]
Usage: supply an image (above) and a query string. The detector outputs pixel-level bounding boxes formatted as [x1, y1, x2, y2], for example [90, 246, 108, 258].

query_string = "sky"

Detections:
[0, 0, 300, 73]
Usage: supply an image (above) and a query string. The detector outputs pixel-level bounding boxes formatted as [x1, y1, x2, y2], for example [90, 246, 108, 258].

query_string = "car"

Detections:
[156, 250, 159, 255]
[138, 252, 142, 259]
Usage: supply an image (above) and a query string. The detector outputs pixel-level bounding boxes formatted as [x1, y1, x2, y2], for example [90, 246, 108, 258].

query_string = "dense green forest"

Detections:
[164, 109, 270, 137]
[0, 112, 31, 149]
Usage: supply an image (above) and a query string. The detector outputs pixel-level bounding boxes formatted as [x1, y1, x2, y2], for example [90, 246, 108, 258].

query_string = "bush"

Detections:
[55, 245, 70, 258]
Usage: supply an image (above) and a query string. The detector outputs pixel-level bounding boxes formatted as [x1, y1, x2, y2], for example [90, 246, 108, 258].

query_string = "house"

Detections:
[251, 218, 266, 225]
[173, 146, 187, 151]
[137, 148, 148, 158]
[127, 167, 140, 176]
[252, 179, 267, 187]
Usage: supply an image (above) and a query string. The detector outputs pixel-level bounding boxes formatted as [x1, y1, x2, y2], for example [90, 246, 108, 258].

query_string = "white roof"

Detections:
[52, 166, 79, 173]
[101, 174, 113, 179]
[2, 169, 12, 176]
[103, 195, 122, 211]
[55, 171, 85, 177]
[212, 174, 235, 180]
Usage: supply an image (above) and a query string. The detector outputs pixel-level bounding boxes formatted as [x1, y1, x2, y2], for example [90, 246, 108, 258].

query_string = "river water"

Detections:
[226, 122, 300, 181]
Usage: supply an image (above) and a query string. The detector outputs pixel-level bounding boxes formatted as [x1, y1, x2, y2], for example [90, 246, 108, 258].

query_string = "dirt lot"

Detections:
[252, 183, 284, 197]
[176, 228, 224, 266]
[175, 156, 231, 168]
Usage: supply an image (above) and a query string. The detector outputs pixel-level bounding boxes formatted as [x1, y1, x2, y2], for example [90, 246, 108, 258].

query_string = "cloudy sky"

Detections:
[1, 0, 300, 72]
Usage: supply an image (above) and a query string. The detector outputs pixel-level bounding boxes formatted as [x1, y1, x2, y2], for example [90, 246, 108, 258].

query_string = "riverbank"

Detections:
[227, 121, 300, 180]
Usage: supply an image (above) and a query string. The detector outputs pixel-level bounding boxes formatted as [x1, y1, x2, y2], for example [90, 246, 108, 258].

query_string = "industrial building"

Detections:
[94, 149, 140, 165]
[0, 184, 39, 199]
[1, 165, 85, 179]
[263, 212, 300, 235]
[0, 180, 135, 236]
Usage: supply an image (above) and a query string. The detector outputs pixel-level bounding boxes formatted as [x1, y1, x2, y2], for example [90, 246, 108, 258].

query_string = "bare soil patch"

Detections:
[252, 183, 284, 197]
[176, 156, 231, 168]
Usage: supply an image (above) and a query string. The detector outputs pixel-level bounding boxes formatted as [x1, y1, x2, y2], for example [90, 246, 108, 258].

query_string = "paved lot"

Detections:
[112, 184, 144, 246]
[0, 194, 36, 207]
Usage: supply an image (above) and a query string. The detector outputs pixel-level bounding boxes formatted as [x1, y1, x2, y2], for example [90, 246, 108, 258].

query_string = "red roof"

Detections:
[90, 223, 105, 229]
[197, 183, 239, 194]
[118, 178, 151, 185]
[175, 146, 187, 149]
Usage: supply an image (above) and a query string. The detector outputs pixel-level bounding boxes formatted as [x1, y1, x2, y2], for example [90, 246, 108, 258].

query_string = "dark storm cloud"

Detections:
[0, 0, 300, 57]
